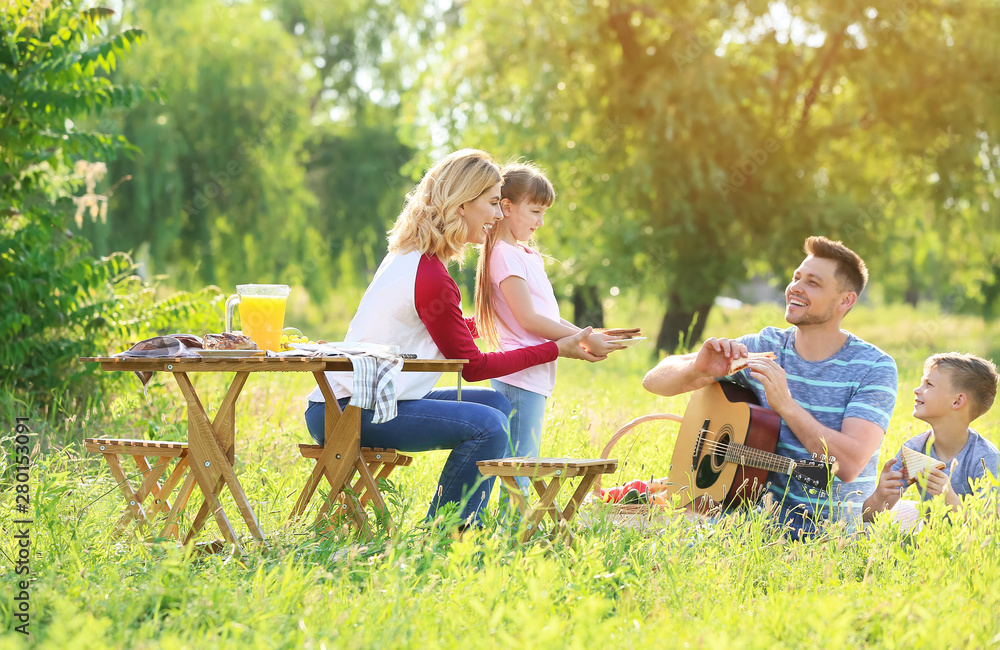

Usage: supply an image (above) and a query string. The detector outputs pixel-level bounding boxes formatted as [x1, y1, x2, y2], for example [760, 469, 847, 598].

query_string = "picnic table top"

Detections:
[81, 356, 468, 373]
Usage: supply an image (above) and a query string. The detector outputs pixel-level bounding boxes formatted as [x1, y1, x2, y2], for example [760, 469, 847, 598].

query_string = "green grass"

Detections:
[3, 303, 1000, 648]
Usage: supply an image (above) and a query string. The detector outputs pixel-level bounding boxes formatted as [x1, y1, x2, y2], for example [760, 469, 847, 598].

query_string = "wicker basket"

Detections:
[581, 412, 685, 530]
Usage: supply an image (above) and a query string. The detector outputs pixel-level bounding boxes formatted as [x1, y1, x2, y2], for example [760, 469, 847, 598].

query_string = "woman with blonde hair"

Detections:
[304, 149, 601, 525]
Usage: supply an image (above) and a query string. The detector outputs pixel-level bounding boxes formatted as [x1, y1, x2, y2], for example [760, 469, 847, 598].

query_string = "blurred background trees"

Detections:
[5, 0, 1000, 402]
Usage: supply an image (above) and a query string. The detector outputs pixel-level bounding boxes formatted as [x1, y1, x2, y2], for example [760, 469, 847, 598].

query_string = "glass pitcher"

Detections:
[225, 284, 291, 352]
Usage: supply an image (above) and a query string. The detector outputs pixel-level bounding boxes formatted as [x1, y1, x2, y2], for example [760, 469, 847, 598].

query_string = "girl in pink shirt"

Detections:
[474, 163, 622, 494]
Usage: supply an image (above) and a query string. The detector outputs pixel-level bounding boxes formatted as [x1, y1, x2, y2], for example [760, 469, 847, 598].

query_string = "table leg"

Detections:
[292, 406, 359, 517]
[180, 375, 247, 544]
[292, 374, 381, 537]
[175, 372, 265, 550]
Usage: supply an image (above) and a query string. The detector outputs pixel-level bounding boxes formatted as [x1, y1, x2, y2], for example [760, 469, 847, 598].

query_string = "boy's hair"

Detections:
[926, 353, 1000, 420]
[474, 161, 555, 350]
[804, 236, 868, 295]
[388, 148, 501, 264]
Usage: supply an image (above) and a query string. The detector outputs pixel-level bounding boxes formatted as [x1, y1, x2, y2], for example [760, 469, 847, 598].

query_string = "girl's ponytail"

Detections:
[474, 224, 507, 350]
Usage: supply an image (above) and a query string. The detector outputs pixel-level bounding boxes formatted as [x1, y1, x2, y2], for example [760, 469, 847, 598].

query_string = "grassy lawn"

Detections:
[3, 302, 1000, 648]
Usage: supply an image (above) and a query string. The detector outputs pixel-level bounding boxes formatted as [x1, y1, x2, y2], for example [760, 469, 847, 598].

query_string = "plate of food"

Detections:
[596, 327, 645, 348]
[197, 333, 262, 357]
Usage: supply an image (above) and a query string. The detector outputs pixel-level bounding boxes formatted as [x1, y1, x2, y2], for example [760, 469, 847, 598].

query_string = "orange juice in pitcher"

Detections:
[225, 284, 290, 352]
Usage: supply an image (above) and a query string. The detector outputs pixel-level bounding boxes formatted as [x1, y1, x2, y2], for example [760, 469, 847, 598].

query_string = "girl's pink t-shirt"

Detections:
[489, 240, 560, 397]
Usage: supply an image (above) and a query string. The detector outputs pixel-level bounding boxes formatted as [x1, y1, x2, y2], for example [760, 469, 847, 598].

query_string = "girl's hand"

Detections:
[581, 331, 625, 356]
[556, 327, 606, 362]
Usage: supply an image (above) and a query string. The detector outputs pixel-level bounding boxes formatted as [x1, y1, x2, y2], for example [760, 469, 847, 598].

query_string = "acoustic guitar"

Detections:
[665, 381, 837, 511]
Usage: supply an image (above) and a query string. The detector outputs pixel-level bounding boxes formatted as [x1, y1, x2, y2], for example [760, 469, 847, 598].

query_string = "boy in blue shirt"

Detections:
[863, 353, 999, 524]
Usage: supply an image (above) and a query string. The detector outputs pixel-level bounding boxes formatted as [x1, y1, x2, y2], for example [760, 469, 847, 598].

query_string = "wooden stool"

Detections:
[297, 445, 413, 530]
[478, 457, 618, 544]
[84, 438, 199, 541]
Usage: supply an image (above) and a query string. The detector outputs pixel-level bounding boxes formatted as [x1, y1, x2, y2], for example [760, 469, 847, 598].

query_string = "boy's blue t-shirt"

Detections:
[891, 429, 1000, 498]
[732, 326, 899, 523]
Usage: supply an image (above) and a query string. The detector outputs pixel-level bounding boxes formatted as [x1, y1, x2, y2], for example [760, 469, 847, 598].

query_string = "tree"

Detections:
[0, 1, 217, 408]
[93, 0, 327, 295]
[407, 0, 1000, 351]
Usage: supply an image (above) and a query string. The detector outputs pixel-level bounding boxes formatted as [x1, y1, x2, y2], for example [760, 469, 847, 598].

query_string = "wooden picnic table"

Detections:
[82, 355, 467, 552]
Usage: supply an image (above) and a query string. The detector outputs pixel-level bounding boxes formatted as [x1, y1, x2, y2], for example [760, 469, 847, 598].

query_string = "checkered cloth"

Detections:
[344, 353, 404, 423]
[272, 343, 405, 424]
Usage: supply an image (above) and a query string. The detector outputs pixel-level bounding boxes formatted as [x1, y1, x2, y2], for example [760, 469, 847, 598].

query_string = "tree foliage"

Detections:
[408, 0, 1000, 350]
[1, 1, 219, 408]
[93, 0, 434, 296]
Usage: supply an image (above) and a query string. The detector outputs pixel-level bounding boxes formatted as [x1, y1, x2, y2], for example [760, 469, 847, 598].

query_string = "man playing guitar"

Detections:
[642, 236, 899, 537]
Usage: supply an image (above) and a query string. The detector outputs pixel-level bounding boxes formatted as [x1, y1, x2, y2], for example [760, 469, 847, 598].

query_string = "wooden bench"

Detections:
[297, 444, 413, 531]
[478, 457, 618, 545]
[293, 444, 413, 528]
[84, 438, 199, 541]
[86, 438, 415, 541]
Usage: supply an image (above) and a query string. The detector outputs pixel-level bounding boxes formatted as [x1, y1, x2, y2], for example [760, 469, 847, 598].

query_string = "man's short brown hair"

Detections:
[804, 236, 868, 295]
[926, 353, 1000, 421]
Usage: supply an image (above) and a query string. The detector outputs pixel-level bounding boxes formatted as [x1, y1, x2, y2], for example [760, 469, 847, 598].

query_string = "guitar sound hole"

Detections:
[712, 432, 730, 468]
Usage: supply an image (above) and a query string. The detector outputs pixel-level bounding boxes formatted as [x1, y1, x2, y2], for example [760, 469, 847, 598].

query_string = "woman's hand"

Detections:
[556, 327, 606, 362]
[581, 331, 625, 356]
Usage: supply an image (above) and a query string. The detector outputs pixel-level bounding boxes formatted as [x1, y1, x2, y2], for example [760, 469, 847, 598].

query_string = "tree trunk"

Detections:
[655, 294, 714, 354]
[572, 284, 604, 328]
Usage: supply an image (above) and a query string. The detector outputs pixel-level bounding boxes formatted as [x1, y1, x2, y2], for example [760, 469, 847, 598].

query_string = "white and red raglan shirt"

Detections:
[307, 250, 558, 403]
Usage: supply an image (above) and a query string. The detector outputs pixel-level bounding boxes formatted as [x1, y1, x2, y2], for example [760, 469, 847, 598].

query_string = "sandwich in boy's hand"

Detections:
[729, 351, 777, 374]
[900, 446, 947, 484]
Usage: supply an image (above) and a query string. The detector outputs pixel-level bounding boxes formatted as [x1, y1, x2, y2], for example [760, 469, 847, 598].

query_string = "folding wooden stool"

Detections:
[84, 438, 199, 540]
[478, 457, 619, 545]
[297, 444, 413, 529]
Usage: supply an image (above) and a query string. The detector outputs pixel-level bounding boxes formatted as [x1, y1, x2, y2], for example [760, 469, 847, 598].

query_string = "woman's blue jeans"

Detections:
[305, 387, 511, 525]
[490, 380, 547, 495]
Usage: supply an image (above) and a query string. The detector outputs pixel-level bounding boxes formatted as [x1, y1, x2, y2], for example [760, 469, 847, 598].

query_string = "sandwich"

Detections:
[729, 351, 777, 374]
[596, 327, 642, 340]
[900, 446, 946, 484]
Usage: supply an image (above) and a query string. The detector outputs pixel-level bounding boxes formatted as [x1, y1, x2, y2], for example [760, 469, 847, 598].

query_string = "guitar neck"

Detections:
[725, 442, 795, 476]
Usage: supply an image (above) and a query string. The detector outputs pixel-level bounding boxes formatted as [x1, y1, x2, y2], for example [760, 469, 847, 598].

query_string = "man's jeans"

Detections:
[305, 387, 511, 524]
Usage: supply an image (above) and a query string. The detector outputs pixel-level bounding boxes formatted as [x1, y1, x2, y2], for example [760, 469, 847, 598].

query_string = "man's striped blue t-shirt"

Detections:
[731, 326, 898, 522]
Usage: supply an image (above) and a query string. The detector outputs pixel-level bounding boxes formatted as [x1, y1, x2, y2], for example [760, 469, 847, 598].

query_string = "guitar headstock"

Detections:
[791, 455, 838, 491]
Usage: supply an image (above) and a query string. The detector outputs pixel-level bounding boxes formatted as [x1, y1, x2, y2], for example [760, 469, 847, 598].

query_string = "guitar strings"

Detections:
[693, 430, 796, 472]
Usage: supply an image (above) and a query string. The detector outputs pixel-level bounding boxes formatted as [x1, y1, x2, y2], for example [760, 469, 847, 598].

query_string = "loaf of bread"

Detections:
[203, 333, 258, 350]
